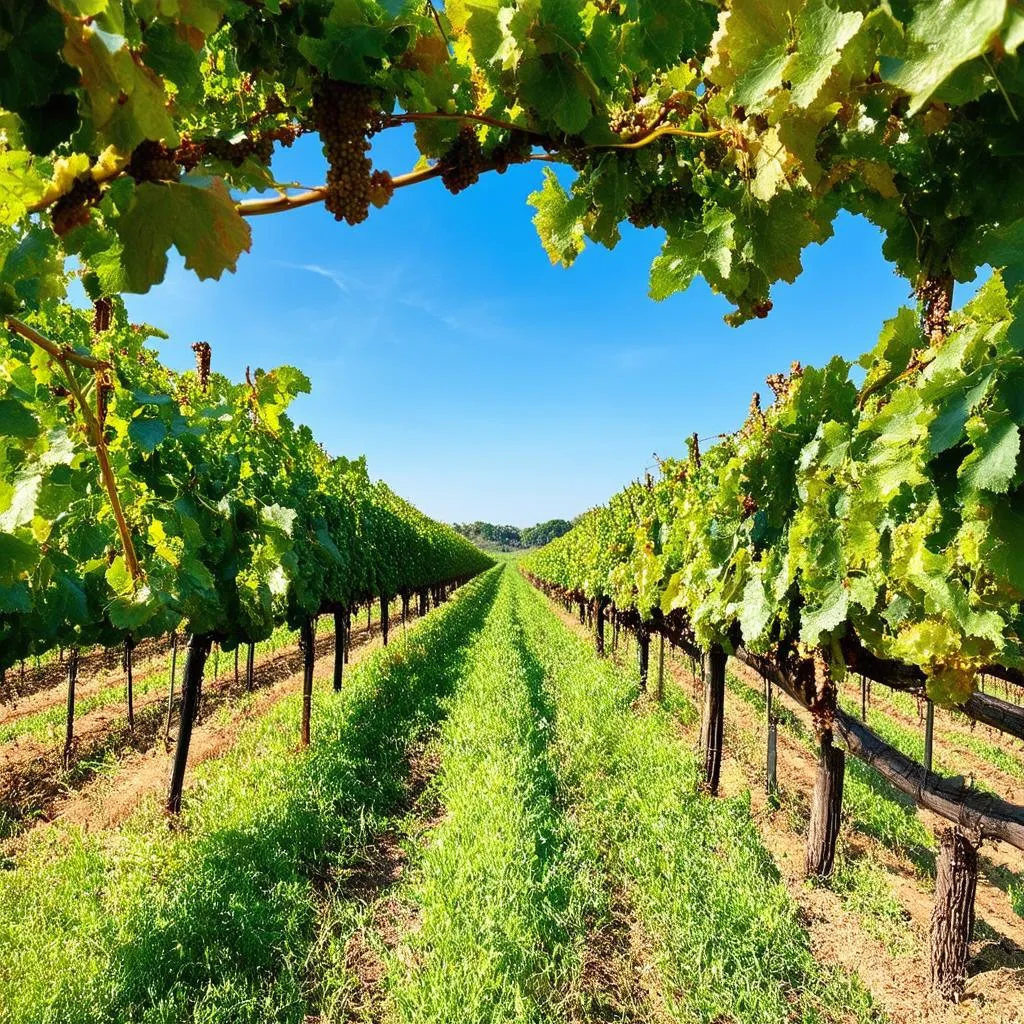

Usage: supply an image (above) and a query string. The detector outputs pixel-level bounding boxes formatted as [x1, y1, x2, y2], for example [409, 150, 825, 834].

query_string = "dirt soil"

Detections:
[0, 612, 405, 842]
[0, 634, 172, 727]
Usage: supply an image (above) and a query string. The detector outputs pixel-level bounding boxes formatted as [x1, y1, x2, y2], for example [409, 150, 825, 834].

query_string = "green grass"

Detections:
[852, 683, 1024, 782]
[827, 853, 916, 957]
[0, 568, 500, 1024]
[515, 573, 883, 1024]
[385, 570, 596, 1023]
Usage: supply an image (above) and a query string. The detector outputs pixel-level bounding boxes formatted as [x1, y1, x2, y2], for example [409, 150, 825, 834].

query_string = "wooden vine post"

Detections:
[166, 634, 212, 813]
[656, 632, 665, 702]
[62, 648, 79, 770]
[164, 631, 178, 748]
[593, 598, 606, 651]
[380, 594, 389, 646]
[765, 676, 778, 800]
[594, 596, 608, 656]
[637, 623, 650, 692]
[924, 699, 935, 773]
[300, 616, 314, 747]
[699, 644, 726, 795]
[930, 826, 980, 1001]
[419, 589, 428, 617]
[333, 609, 345, 692]
[124, 635, 135, 731]
[245, 641, 255, 692]
[806, 661, 844, 878]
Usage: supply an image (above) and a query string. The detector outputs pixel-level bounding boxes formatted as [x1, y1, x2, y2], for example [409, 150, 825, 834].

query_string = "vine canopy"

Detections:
[1, 0, 1022, 324]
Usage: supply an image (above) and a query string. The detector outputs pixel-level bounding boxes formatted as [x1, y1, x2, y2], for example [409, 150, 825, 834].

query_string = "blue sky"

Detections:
[126, 128, 943, 525]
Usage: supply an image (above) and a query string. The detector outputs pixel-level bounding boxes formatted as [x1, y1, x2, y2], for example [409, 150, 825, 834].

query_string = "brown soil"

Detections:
[574, 886, 670, 1024]
[547, 598, 1024, 1024]
[0, 633, 173, 727]
[0, 612, 405, 839]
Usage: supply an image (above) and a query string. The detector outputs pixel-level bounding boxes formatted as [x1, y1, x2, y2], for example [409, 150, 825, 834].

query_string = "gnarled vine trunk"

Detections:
[930, 827, 979, 1002]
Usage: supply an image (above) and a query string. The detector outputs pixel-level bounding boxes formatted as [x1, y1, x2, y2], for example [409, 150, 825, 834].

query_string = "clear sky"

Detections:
[124, 128, 963, 526]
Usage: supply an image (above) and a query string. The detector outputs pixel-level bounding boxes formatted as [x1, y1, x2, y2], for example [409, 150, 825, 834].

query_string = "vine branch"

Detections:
[239, 122, 726, 218]
[4, 316, 141, 583]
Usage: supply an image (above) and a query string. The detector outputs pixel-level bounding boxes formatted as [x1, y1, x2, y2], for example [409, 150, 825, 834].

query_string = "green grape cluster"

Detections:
[313, 81, 380, 225]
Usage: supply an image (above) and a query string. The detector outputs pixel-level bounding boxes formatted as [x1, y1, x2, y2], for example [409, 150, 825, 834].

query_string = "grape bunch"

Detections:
[491, 130, 533, 174]
[128, 140, 180, 183]
[191, 341, 212, 390]
[439, 127, 485, 195]
[313, 81, 382, 225]
[51, 174, 102, 236]
[204, 135, 275, 167]
[626, 180, 695, 229]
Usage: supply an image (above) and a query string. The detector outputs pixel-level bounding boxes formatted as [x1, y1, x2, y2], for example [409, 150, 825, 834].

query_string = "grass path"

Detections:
[512, 572, 881, 1024]
[0, 571, 500, 1024]
[0, 566, 886, 1024]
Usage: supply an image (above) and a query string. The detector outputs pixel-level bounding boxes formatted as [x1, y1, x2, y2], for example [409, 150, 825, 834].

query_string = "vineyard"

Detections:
[3, 0, 1024, 1021]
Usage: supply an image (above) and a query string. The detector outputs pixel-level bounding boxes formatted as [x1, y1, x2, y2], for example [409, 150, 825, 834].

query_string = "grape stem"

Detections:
[238, 119, 724, 219]
[5, 316, 142, 584]
[385, 111, 542, 135]
[6, 316, 112, 370]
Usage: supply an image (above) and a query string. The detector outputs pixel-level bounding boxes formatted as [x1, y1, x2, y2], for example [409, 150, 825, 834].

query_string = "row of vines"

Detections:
[521, 272, 1024, 1001]
[1, 298, 492, 809]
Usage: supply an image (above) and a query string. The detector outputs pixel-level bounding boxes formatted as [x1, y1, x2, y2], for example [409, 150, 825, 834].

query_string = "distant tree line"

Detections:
[452, 519, 573, 552]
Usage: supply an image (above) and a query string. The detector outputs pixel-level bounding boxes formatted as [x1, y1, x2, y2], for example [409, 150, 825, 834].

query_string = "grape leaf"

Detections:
[959, 413, 1020, 493]
[114, 179, 252, 293]
[649, 207, 734, 301]
[63, 23, 178, 151]
[529, 170, 588, 266]
[128, 415, 168, 453]
[0, 397, 39, 438]
[881, 0, 1007, 116]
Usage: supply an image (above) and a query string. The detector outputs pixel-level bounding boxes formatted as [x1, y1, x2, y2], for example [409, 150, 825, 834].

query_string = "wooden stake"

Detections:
[62, 648, 79, 770]
[699, 644, 726, 794]
[166, 634, 212, 813]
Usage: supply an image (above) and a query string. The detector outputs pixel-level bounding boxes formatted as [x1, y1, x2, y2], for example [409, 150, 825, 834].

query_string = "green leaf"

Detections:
[529, 169, 588, 266]
[115, 179, 252, 293]
[128, 415, 167, 453]
[0, 397, 39, 438]
[649, 208, 734, 301]
[959, 414, 1020, 493]
[799, 579, 849, 644]
[63, 23, 178, 151]
[519, 55, 594, 134]
[881, 0, 1007, 115]
[261, 503, 296, 536]
[108, 585, 158, 630]
[105, 554, 134, 597]
[0, 531, 38, 579]
[787, 0, 864, 109]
